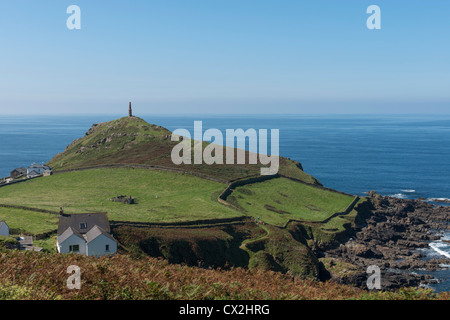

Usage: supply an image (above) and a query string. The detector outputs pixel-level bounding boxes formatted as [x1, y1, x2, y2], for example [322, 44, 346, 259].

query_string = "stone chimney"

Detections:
[128, 102, 132, 117]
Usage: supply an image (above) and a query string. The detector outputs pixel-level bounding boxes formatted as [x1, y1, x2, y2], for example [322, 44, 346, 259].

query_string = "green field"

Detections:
[231, 177, 355, 226]
[0, 167, 357, 243]
[0, 207, 58, 235]
[0, 168, 241, 225]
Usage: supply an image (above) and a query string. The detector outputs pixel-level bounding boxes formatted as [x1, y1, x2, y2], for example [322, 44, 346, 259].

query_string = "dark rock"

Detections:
[110, 195, 135, 204]
[323, 194, 450, 291]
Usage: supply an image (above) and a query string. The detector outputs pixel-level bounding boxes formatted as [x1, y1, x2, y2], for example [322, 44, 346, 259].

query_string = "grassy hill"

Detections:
[0, 115, 368, 286]
[47, 116, 320, 184]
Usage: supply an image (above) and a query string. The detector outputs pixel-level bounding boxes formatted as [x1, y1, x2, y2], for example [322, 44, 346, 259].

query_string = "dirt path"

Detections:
[239, 223, 271, 257]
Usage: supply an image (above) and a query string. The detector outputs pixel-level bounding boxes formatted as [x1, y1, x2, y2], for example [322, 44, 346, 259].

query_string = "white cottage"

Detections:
[27, 163, 52, 178]
[0, 220, 10, 237]
[56, 212, 117, 257]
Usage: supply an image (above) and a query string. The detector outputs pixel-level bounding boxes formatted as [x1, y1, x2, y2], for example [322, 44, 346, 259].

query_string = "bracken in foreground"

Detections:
[0, 249, 447, 300]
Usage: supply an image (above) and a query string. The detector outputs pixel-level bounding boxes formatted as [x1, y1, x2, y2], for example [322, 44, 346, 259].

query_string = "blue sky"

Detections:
[0, 0, 449, 114]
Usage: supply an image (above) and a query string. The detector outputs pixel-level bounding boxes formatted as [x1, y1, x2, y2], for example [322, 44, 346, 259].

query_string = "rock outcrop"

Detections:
[322, 192, 450, 290]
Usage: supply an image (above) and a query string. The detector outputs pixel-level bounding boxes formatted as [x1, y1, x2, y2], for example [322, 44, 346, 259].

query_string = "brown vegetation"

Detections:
[1, 248, 448, 300]
[0, 248, 361, 300]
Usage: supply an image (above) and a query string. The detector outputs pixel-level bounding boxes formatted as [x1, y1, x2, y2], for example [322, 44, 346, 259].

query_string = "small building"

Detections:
[27, 163, 52, 178]
[0, 220, 10, 237]
[16, 235, 42, 252]
[10, 167, 27, 179]
[27, 170, 41, 179]
[56, 212, 117, 257]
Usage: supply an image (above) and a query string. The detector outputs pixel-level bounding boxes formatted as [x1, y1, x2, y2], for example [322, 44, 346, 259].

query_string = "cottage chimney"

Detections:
[128, 102, 132, 117]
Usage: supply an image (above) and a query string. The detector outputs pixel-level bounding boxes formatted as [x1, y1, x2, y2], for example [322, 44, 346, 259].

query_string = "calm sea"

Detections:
[1, 113, 450, 291]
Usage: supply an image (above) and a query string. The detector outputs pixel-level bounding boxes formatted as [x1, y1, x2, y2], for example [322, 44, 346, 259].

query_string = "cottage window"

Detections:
[105, 244, 110, 251]
[69, 245, 80, 252]
[80, 223, 87, 229]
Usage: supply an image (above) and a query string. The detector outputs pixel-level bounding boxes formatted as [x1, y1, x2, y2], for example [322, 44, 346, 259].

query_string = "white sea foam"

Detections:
[391, 193, 407, 199]
[427, 198, 450, 202]
[429, 242, 450, 259]
[401, 189, 416, 193]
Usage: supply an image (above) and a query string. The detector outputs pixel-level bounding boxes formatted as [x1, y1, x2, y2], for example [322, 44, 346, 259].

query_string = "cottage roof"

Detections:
[29, 164, 51, 169]
[57, 212, 110, 235]
[0, 220, 7, 228]
[84, 225, 116, 244]
[18, 236, 33, 247]
[27, 170, 41, 177]
[57, 226, 85, 244]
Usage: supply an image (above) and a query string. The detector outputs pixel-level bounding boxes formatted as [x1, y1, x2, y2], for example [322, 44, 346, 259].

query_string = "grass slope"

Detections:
[245, 224, 321, 278]
[114, 223, 258, 268]
[0, 207, 58, 235]
[231, 177, 355, 226]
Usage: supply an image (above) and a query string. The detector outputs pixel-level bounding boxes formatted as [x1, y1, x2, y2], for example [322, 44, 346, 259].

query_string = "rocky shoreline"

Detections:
[321, 191, 450, 290]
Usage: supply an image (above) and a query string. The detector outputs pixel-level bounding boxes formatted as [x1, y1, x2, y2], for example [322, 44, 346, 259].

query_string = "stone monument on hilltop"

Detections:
[129, 102, 133, 117]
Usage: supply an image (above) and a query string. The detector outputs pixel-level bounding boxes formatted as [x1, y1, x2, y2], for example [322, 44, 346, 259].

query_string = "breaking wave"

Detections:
[427, 198, 450, 203]
[390, 193, 408, 199]
[429, 242, 450, 260]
